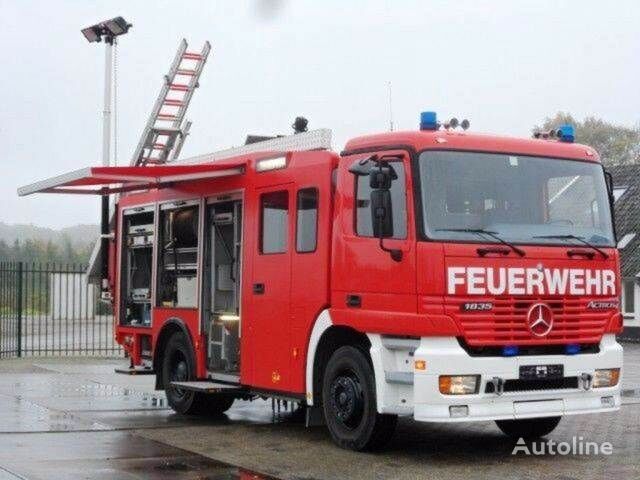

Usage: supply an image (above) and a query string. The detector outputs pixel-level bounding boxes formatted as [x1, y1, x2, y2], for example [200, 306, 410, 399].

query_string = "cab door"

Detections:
[245, 184, 293, 390]
[331, 150, 417, 333]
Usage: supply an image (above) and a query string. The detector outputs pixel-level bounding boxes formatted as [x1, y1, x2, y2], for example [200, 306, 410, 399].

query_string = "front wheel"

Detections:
[322, 346, 397, 451]
[495, 416, 561, 439]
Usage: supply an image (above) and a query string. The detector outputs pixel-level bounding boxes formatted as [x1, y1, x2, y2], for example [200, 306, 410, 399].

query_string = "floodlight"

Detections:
[104, 17, 130, 36]
[292, 116, 309, 134]
[81, 16, 132, 43]
[81, 26, 101, 43]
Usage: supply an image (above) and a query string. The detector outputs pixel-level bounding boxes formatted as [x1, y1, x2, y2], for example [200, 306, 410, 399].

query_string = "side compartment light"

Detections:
[593, 368, 620, 388]
[414, 360, 427, 371]
[439, 375, 480, 395]
[420, 111, 438, 131]
[557, 124, 575, 143]
[256, 156, 287, 172]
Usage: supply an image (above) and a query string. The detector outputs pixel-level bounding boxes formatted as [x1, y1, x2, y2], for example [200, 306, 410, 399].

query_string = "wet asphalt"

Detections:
[0, 345, 638, 480]
[0, 359, 280, 480]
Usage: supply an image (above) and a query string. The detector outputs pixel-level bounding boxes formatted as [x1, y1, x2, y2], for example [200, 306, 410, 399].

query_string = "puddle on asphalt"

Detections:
[0, 430, 284, 480]
[143, 462, 281, 480]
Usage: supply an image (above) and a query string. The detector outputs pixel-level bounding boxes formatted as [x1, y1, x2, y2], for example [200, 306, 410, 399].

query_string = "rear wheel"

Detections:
[495, 416, 561, 439]
[162, 331, 235, 416]
[322, 346, 397, 451]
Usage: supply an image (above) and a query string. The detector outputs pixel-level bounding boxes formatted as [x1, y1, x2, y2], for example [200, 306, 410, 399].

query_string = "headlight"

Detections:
[593, 368, 620, 388]
[439, 375, 480, 395]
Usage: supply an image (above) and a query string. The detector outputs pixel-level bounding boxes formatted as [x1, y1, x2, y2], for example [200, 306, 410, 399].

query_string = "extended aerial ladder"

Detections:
[131, 39, 211, 166]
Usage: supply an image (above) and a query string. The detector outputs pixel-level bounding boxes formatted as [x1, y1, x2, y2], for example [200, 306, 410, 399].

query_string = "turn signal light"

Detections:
[593, 368, 620, 388]
[439, 375, 480, 395]
[414, 360, 427, 371]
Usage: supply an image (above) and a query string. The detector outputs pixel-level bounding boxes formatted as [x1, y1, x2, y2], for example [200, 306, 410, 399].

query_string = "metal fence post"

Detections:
[16, 261, 23, 357]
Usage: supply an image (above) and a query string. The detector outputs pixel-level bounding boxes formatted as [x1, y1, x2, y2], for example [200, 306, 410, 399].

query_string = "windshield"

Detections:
[417, 151, 615, 247]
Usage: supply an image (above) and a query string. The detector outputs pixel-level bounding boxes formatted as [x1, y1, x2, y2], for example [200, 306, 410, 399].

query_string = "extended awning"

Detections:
[17, 160, 246, 196]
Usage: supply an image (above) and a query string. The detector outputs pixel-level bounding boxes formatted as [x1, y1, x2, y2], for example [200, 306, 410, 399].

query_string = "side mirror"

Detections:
[349, 156, 403, 262]
[604, 170, 614, 195]
[369, 164, 393, 189]
[603, 169, 618, 240]
[370, 189, 393, 238]
[370, 165, 402, 262]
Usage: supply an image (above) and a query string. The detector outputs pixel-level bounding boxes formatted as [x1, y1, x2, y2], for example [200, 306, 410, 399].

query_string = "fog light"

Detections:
[600, 396, 615, 408]
[593, 368, 620, 388]
[449, 405, 469, 418]
[439, 375, 480, 395]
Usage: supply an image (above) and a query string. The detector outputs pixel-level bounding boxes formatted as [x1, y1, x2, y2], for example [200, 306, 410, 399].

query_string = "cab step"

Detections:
[170, 381, 244, 393]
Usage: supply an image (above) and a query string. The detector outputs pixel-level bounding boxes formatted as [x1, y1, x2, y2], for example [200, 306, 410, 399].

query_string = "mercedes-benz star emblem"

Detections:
[527, 303, 554, 337]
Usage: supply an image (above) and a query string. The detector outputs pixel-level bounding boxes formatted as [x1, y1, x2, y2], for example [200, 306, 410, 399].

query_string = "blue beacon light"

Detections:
[420, 111, 438, 131]
[502, 345, 519, 357]
[565, 343, 580, 355]
[558, 124, 575, 143]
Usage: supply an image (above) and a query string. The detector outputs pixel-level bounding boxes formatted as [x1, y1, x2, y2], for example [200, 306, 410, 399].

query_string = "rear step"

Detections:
[115, 366, 155, 375]
[171, 381, 245, 393]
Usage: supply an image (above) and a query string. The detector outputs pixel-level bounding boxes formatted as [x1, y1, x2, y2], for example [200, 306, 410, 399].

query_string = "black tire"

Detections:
[162, 331, 235, 416]
[321, 345, 397, 451]
[495, 416, 561, 439]
[197, 394, 235, 416]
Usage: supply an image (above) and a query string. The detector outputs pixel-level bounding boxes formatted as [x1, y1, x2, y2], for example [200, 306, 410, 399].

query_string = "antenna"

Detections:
[388, 81, 394, 132]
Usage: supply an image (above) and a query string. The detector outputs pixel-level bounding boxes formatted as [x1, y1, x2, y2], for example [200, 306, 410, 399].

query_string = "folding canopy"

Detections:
[17, 159, 246, 196]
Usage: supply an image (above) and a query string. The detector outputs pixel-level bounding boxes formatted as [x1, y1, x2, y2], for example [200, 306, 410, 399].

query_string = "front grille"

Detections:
[446, 296, 612, 346]
[485, 377, 579, 393]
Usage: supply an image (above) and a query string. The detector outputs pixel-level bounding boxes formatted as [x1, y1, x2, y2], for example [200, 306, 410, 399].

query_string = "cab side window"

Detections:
[355, 162, 407, 239]
[260, 191, 289, 254]
[296, 188, 318, 253]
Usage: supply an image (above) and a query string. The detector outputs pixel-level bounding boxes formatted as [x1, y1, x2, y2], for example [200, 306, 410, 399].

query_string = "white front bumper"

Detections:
[411, 334, 622, 422]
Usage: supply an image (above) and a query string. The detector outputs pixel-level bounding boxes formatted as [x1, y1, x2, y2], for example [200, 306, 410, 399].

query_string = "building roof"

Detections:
[610, 164, 640, 277]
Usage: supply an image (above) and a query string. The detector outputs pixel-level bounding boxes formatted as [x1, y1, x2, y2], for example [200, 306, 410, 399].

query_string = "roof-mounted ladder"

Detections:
[131, 39, 211, 167]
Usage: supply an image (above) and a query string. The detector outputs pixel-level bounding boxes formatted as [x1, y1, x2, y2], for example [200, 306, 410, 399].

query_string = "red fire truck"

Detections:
[19, 113, 623, 451]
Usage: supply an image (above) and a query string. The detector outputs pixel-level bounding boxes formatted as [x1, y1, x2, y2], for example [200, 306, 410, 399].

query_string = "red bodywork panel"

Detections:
[113, 151, 336, 394]
[20, 129, 622, 398]
[331, 131, 620, 347]
[343, 130, 600, 163]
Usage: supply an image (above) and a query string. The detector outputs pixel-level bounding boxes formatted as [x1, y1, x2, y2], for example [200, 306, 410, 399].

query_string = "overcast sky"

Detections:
[1, 0, 639, 228]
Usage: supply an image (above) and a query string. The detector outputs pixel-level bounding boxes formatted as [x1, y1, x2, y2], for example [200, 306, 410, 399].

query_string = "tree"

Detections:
[534, 112, 640, 166]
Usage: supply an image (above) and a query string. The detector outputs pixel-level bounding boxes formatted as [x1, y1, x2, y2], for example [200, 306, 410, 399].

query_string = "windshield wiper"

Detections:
[436, 228, 526, 257]
[533, 234, 609, 259]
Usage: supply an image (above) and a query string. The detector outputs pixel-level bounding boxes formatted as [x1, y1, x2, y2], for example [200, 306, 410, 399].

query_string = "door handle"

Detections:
[253, 283, 265, 295]
[346, 294, 361, 308]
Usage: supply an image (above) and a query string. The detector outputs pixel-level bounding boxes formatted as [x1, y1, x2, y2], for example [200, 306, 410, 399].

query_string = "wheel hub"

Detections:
[170, 354, 189, 398]
[330, 373, 364, 429]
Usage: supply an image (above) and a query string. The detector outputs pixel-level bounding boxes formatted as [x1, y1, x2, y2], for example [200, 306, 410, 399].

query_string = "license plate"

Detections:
[519, 364, 564, 380]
